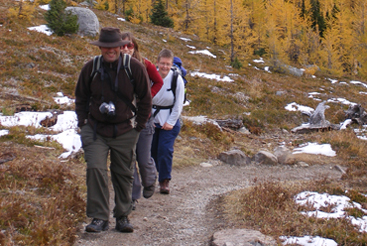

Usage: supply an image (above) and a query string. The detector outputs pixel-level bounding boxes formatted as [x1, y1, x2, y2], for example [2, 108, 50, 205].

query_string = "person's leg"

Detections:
[136, 119, 157, 189]
[109, 129, 140, 219]
[151, 125, 160, 171]
[81, 125, 110, 221]
[132, 163, 141, 201]
[155, 120, 181, 183]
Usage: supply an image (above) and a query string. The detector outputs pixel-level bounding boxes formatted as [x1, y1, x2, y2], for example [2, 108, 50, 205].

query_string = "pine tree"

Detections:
[150, 0, 174, 28]
[44, 0, 79, 36]
[310, 0, 326, 37]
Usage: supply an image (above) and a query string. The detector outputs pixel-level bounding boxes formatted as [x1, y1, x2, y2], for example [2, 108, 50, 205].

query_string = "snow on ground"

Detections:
[39, 4, 50, 11]
[292, 142, 336, 157]
[281, 189, 367, 245]
[179, 37, 192, 42]
[190, 71, 234, 82]
[280, 235, 338, 246]
[285, 102, 314, 115]
[327, 97, 357, 106]
[27, 25, 53, 36]
[53, 92, 75, 106]
[188, 50, 216, 58]
[253, 57, 264, 63]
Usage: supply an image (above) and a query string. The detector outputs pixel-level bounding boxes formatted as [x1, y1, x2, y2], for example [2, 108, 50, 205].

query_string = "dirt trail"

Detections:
[74, 162, 342, 246]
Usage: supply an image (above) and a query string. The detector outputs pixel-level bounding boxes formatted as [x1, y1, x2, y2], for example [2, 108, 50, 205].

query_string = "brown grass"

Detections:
[221, 180, 367, 245]
[0, 142, 85, 245]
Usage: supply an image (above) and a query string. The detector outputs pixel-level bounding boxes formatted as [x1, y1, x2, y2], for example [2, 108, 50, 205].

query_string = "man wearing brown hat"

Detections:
[75, 27, 152, 233]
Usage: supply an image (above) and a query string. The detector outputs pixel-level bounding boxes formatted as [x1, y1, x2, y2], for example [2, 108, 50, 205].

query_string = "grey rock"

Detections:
[216, 119, 243, 130]
[238, 126, 251, 135]
[254, 151, 278, 165]
[65, 7, 99, 37]
[211, 229, 277, 246]
[283, 64, 304, 77]
[218, 150, 251, 166]
[298, 161, 309, 167]
[273, 146, 293, 165]
[276, 90, 286, 96]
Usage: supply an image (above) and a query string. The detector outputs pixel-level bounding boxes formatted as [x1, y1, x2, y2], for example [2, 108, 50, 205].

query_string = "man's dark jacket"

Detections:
[75, 54, 152, 138]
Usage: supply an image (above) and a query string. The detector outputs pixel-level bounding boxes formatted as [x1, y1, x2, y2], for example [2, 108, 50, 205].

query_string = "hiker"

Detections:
[151, 49, 185, 194]
[75, 27, 152, 233]
[120, 31, 163, 209]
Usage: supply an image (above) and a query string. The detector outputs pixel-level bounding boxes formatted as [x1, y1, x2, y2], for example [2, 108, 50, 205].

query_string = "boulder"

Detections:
[218, 150, 251, 166]
[65, 7, 99, 37]
[211, 229, 277, 246]
[273, 146, 296, 165]
[254, 151, 278, 165]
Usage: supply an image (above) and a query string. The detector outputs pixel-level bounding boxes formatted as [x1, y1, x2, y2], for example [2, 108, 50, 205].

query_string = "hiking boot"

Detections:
[115, 216, 134, 233]
[159, 179, 170, 194]
[143, 184, 155, 199]
[85, 218, 109, 233]
[132, 200, 137, 210]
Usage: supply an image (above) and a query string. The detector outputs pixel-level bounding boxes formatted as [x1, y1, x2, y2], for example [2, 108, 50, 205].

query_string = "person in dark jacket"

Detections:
[75, 27, 152, 233]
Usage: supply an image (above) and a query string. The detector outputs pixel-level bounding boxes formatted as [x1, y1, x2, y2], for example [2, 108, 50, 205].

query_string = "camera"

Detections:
[99, 101, 116, 117]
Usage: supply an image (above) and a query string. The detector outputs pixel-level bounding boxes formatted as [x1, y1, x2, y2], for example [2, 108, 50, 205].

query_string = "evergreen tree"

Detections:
[44, 0, 79, 36]
[310, 0, 326, 37]
[150, 0, 174, 28]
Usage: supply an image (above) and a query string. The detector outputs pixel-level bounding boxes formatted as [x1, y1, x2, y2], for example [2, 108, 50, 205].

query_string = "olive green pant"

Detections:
[80, 124, 140, 221]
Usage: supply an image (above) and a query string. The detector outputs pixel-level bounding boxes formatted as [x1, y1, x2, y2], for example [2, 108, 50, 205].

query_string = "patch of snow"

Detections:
[27, 25, 53, 36]
[292, 143, 336, 157]
[190, 71, 233, 82]
[188, 50, 216, 58]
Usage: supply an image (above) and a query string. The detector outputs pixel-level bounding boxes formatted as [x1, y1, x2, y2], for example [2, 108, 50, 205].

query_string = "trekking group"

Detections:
[75, 27, 186, 233]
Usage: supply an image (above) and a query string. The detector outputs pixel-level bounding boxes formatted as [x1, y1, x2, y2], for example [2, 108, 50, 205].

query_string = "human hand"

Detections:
[161, 122, 173, 130]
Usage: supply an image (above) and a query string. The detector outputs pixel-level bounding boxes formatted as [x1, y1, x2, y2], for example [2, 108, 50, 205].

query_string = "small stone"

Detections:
[200, 162, 213, 167]
[298, 161, 309, 167]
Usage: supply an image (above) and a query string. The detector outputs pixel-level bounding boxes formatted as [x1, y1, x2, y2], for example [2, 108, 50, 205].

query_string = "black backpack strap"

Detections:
[170, 68, 179, 102]
[152, 105, 174, 118]
[91, 55, 102, 80]
[86, 55, 102, 114]
[123, 53, 134, 86]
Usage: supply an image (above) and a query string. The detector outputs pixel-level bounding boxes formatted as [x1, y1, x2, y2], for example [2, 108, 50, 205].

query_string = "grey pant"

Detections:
[80, 124, 140, 220]
[132, 117, 157, 200]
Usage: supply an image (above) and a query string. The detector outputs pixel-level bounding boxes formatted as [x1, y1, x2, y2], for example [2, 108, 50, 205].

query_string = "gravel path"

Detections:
[74, 162, 342, 246]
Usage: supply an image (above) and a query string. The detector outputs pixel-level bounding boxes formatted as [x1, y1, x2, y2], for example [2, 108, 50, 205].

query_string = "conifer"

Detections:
[150, 0, 174, 28]
[44, 0, 79, 36]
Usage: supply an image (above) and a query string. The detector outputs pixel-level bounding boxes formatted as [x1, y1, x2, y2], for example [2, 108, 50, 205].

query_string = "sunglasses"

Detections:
[122, 42, 134, 49]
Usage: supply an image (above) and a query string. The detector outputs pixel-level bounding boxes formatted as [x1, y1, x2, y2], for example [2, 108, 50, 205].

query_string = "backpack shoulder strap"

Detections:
[86, 55, 102, 113]
[90, 55, 102, 82]
[171, 68, 179, 101]
[122, 53, 134, 87]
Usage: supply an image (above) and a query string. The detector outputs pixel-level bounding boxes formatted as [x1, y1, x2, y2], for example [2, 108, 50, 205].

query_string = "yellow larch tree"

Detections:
[351, 0, 367, 77]
[243, 0, 268, 57]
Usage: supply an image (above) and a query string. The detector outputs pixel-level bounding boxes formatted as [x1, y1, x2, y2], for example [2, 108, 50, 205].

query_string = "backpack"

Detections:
[171, 56, 188, 104]
[89, 54, 137, 116]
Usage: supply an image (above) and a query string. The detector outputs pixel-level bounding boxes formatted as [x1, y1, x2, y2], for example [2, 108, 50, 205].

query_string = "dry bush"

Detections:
[221, 180, 367, 245]
[0, 142, 85, 245]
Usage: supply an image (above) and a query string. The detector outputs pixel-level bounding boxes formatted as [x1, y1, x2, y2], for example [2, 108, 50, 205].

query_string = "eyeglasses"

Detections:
[122, 42, 134, 49]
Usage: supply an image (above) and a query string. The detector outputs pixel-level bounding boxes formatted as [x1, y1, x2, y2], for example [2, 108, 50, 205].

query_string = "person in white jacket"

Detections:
[151, 49, 185, 194]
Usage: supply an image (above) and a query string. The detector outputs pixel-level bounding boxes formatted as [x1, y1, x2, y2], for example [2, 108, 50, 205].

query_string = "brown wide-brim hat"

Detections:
[90, 27, 130, 48]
